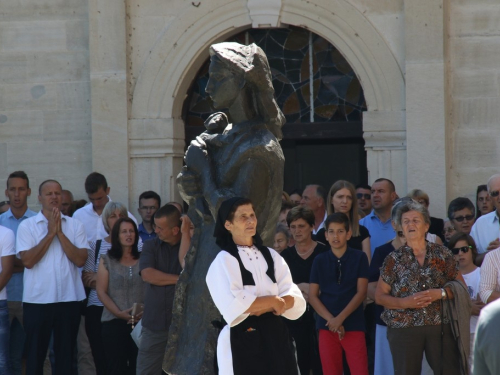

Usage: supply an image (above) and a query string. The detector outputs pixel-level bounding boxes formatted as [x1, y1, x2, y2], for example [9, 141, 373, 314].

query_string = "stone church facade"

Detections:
[0, 0, 497, 218]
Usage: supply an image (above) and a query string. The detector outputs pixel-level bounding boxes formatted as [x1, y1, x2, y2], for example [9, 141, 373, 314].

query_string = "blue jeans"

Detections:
[0, 300, 12, 375]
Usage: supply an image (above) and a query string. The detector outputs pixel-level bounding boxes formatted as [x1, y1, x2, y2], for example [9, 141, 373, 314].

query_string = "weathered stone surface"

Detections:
[164, 42, 285, 375]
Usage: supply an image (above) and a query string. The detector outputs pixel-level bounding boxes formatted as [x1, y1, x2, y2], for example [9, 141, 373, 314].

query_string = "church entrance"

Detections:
[183, 26, 367, 193]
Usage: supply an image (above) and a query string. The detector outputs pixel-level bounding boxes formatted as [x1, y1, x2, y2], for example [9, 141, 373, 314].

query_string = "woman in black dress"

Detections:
[281, 206, 328, 375]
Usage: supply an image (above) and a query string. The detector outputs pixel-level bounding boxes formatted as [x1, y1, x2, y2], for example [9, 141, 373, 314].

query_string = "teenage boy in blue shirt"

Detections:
[309, 212, 369, 375]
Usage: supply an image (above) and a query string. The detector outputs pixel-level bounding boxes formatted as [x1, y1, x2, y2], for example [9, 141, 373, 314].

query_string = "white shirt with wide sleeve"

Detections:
[16, 211, 88, 303]
[0, 225, 15, 300]
[206, 246, 306, 375]
[72, 198, 137, 243]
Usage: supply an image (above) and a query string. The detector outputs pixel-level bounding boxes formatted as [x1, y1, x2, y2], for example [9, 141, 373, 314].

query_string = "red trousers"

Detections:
[318, 329, 368, 375]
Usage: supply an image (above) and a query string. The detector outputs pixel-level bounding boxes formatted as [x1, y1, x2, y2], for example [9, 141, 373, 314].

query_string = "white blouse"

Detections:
[206, 245, 306, 375]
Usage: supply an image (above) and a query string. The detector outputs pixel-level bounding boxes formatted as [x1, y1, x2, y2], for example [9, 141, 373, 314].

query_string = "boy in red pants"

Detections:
[309, 212, 369, 375]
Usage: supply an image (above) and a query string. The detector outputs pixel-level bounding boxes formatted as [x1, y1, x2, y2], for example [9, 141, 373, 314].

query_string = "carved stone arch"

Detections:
[129, 0, 408, 200]
[131, 0, 404, 117]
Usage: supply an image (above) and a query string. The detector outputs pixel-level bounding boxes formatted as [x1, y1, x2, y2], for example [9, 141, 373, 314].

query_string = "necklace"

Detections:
[295, 243, 315, 258]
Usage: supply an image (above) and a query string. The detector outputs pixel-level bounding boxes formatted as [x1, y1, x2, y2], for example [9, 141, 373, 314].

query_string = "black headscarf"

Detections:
[213, 197, 263, 249]
[213, 197, 275, 285]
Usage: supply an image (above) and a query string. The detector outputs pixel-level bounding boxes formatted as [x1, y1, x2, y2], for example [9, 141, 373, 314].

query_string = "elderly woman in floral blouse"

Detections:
[375, 200, 465, 375]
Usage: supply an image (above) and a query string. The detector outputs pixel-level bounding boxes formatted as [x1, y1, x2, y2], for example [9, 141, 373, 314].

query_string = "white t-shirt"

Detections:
[462, 267, 481, 333]
[16, 212, 88, 303]
[0, 226, 16, 300]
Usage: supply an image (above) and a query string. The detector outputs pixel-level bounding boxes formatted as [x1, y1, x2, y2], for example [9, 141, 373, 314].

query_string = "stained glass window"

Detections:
[183, 26, 366, 126]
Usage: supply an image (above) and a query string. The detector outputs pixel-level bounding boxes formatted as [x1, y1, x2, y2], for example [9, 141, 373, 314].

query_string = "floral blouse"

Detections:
[380, 242, 458, 328]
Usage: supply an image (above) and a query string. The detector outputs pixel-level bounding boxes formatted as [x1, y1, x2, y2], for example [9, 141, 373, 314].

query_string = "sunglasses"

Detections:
[490, 190, 500, 198]
[452, 215, 474, 223]
[451, 246, 472, 255]
[442, 227, 455, 235]
[337, 259, 342, 285]
[356, 193, 371, 200]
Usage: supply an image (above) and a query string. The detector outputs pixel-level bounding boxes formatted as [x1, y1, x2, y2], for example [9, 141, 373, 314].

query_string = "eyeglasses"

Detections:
[451, 246, 472, 255]
[452, 215, 474, 222]
[356, 193, 371, 200]
[490, 190, 500, 198]
[337, 259, 342, 285]
[442, 226, 455, 235]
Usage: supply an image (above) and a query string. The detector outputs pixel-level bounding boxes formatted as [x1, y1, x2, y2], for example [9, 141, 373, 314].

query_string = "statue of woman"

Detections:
[164, 42, 286, 374]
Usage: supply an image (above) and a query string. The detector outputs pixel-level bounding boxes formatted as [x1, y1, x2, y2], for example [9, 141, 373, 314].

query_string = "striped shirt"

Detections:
[83, 239, 143, 306]
[479, 248, 500, 303]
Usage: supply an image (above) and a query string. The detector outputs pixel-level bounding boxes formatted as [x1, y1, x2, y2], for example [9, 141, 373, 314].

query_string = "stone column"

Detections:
[404, 0, 447, 217]
[88, 0, 130, 205]
[363, 111, 407, 195]
[128, 118, 185, 209]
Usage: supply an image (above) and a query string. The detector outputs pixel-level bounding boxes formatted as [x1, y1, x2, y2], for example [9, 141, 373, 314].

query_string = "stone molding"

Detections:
[129, 138, 185, 158]
[127, 0, 408, 199]
[130, 0, 405, 120]
[247, 0, 282, 28]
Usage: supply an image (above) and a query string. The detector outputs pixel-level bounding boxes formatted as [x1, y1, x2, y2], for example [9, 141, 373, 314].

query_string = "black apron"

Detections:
[225, 246, 299, 375]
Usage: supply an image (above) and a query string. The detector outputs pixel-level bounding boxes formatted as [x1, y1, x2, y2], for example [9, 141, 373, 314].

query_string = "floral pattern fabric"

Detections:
[380, 242, 459, 328]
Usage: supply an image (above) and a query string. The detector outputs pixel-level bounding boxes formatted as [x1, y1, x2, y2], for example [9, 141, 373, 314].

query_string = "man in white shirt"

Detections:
[471, 174, 500, 265]
[300, 185, 327, 235]
[17, 180, 88, 375]
[0, 170, 37, 374]
[0, 224, 15, 374]
[73, 172, 137, 242]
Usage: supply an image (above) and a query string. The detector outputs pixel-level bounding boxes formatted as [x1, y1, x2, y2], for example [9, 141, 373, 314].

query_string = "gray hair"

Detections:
[394, 200, 431, 227]
[487, 174, 500, 191]
[102, 201, 128, 233]
[275, 223, 291, 241]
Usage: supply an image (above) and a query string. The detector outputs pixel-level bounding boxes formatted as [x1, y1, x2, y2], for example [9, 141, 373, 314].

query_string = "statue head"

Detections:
[207, 42, 285, 140]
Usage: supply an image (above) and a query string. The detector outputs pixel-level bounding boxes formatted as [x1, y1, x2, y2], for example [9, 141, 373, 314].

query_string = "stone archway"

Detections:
[128, 0, 407, 204]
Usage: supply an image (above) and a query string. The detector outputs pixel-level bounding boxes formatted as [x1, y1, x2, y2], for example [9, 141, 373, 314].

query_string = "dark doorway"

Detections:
[281, 122, 367, 193]
[182, 26, 369, 195]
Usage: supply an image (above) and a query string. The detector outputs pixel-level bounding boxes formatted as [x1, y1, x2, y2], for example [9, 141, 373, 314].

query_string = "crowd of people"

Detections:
[0, 171, 186, 375]
[1, 169, 500, 375]
[273, 176, 500, 375]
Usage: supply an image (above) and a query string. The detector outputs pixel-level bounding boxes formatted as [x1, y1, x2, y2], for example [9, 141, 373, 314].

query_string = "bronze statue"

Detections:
[164, 42, 285, 374]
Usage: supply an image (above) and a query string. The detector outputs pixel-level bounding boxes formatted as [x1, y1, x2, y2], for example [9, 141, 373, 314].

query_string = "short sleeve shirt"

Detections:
[139, 238, 182, 331]
[310, 247, 369, 332]
[368, 241, 396, 326]
[280, 242, 328, 284]
[380, 242, 459, 328]
[359, 211, 395, 256]
[0, 208, 37, 301]
[16, 212, 88, 303]
[0, 225, 16, 300]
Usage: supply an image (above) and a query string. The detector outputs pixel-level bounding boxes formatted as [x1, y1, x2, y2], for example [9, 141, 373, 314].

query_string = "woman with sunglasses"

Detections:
[448, 232, 484, 371]
[375, 200, 465, 375]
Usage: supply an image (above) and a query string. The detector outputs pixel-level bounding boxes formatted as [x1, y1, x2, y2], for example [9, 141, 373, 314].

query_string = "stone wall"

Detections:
[0, 0, 92, 208]
[2, 0, 498, 218]
[447, 0, 500, 207]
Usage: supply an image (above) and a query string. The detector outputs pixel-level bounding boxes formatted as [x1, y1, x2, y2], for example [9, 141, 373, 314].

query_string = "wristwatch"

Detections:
[441, 288, 446, 299]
